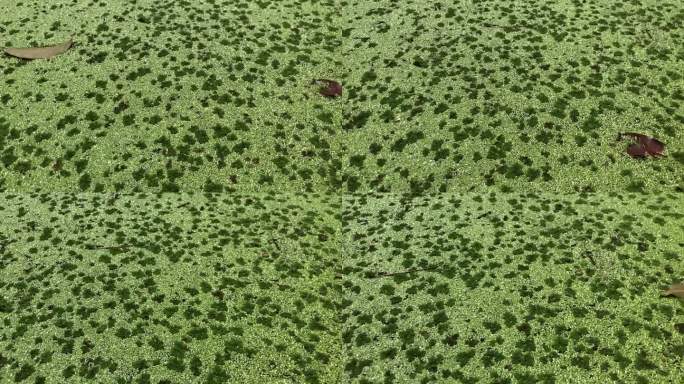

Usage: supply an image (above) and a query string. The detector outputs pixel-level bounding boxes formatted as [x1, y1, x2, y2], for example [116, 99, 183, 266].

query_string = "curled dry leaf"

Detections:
[4, 38, 73, 59]
[662, 282, 684, 299]
[312, 79, 342, 98]
[618, 132, 666, 158]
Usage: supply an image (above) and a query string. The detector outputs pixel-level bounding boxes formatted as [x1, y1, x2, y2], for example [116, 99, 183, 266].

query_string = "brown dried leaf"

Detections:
[662, 282, 684, 298]
[4, 38, 73, 60]
[312, 79, 342, 98]
[626, 143, 647, 158]
[644, 139, 665, 157]
[618, 132, 666, 157]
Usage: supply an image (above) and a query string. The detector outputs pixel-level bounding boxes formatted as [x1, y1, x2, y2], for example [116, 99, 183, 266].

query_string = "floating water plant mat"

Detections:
[1, 191, 683, 382]
[1, 0, 683, 194]
[0, 193, 342, 384]
[338, 0, 684, 194]
[339, 191, 684, 383]
[0, 0, 344, 194]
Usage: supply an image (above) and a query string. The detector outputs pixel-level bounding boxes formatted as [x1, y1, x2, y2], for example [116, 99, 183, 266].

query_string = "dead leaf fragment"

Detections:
[662, 282, 684, 299]
[618, 132, 666, 158]
[312, 79, 342, 98]
[626, 143, 647, 158]
[4, 38, 73, 59]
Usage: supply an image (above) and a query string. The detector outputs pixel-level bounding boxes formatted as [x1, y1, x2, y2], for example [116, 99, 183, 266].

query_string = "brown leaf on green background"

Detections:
[662, 282, 684, 298]
[312, 79, 342, 98]
[626, 143, 647, 158]
[618, 132, 666, 158]
[4, 38, 73, 60]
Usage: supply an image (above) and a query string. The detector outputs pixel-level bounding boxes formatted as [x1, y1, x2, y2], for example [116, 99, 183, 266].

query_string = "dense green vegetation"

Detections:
[0, 0, 682, 383]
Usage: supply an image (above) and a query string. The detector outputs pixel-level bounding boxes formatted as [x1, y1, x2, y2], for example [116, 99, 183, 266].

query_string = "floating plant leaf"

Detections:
[662, 282, 684, 299]
[618, 132, 666, 158]
[4, 38, 73, 59]
[312, 79, 342, 98]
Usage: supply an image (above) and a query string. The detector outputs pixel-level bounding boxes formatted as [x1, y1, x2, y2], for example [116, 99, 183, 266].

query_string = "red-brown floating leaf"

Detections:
[312, 79, 342, 98]
[643, 138, 665, 157]
[662, 282, 684, 299]
[4, 38, 73, 60]
[618, 132, 666, 157]
[626, 143, 647, 158]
